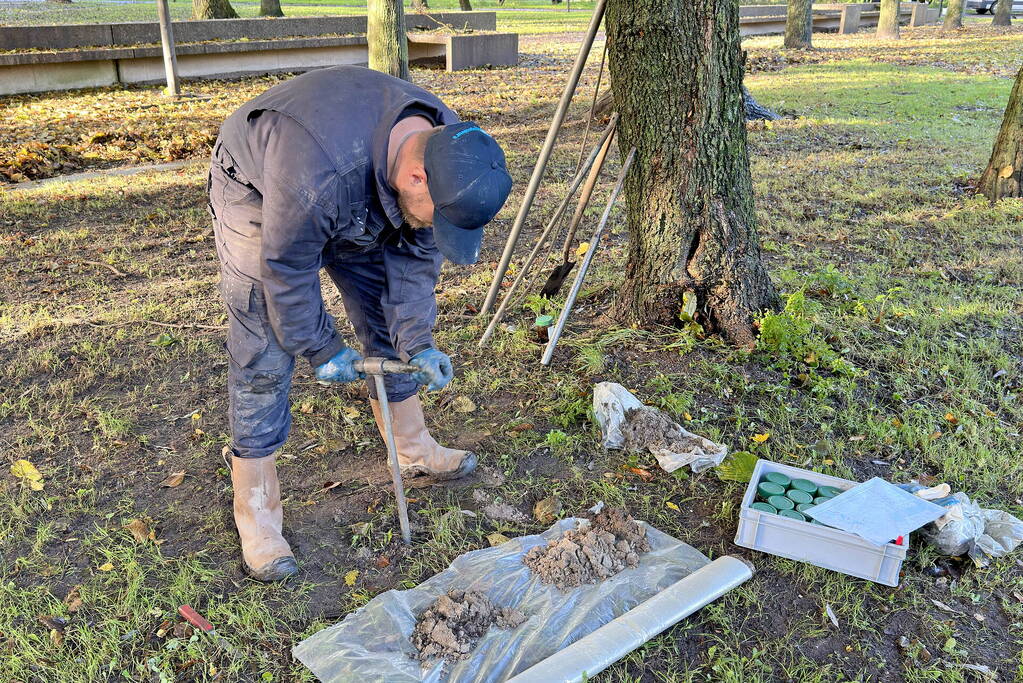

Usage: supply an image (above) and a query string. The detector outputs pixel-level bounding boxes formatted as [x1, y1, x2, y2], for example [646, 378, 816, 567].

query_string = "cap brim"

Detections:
[433, 210, 484, 265]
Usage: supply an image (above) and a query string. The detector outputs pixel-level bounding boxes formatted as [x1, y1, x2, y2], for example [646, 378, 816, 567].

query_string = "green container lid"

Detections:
[534, 315, 554, 328]
[764, 472, 792, 487]
[757, 482, 786, 500]
[750, 502, 778, 514]
[813, 496, 831, 505]
[796, 503, 815, 513]
[818, 485, 843, 498]
[790, 478, 818, 495]
[767, 495, 795, 511]
[786, 489, 814, 505]
[779, 510, 807, 522]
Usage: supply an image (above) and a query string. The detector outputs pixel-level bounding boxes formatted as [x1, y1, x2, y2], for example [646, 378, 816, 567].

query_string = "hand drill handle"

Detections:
[354, 357, 418, 375]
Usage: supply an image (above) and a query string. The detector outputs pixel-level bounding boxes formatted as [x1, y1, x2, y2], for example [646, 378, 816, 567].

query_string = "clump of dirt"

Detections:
[522, 507, 651, 590]
[410, 590, 526, 662]
[472, 489, 529, 525]
[621, 407, 703, 454]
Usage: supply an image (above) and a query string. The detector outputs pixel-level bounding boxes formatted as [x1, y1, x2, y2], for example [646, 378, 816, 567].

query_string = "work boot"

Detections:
[231, 454, 298, 582]
[371, 395, 477, 480]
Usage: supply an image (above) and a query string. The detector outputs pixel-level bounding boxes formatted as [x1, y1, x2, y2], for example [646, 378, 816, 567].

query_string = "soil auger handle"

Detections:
[354, 357, 417, 376]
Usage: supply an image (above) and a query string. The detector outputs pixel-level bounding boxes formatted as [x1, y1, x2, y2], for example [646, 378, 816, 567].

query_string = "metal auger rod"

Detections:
[354, 357, 417, 544]
[479, 0, 608, 317]
[541, 147, 636, 367]
[478, 114, 618, 347]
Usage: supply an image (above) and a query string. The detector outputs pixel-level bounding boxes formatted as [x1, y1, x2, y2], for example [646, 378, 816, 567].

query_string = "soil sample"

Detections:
[621, 407, 705, 455]
[410, 590, 526, 662]
[522, 507, 651, 591]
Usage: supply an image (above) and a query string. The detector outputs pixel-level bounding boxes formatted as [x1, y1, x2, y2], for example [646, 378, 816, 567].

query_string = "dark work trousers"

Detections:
[209, 163, 424, 460]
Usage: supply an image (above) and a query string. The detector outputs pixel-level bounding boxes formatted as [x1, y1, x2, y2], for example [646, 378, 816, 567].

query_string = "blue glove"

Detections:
[314, 347, 365, 384]
[409, 348, 453, 392]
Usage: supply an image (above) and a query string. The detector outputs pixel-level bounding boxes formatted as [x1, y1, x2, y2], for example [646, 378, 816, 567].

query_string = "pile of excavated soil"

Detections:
[410, 590, 526, 662]
[621, 407, 704, 455]
[522, 507, 651, 590]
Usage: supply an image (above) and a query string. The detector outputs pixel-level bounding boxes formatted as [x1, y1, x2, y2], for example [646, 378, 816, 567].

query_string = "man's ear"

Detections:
[408, 165, 429, 189]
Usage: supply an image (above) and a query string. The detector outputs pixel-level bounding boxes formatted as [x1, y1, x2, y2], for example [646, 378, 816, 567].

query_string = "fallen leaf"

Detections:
[625, 466, 653, 482]
[849, 435, 866, 442]
[752, 432, 770, 443]
[344, 569, 359, 587]
[38, 615, 67, 632]
[98, 562, 114, 572]
[825, 603, 840, 628]
[533, 496, 562, 524]
[123, 519, 151, 543]
[375, 556, 390, 568]
[931, 599, 960, 614]
[682, 412, 692, 421]
[999, 164, 1014, 178]
[160, 471, 185, 488]
[945, 412, 958, 425]
[450, 396, 477, 413]
[665, 501, 680, 512]
[11, 459, 44, 490]
[715, 451, 758, 483]
[575, 242, 590, 258]
[300, 402, 314, 414]
[486, 532, 511, 547]
[929, 430, 943, 440]
[973, 613, 985, 622]
[342, 406, 361, 419]
[511, 423, 534, 432]
[64, 586, 82, 613]
[891, 418, 903, 428]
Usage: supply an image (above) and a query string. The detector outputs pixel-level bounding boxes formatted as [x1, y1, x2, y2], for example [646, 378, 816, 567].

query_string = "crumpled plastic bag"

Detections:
[592, 382, 727, 473]
[898, 484, 1023, 567]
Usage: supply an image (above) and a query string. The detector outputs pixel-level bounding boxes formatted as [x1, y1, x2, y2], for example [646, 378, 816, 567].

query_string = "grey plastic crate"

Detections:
[734, 459, 907, 586]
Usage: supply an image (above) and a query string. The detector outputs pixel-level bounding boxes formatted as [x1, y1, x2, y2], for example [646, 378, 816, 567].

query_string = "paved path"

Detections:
[7, 159, 200, 192]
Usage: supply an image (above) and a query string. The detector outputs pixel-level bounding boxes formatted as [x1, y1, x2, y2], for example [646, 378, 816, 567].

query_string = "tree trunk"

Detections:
[943, 0, 965, 29]
[605, 0, 779, 347]
[784, 0, 813, 49]
[193, 0, 238, 19]
[260, 0, 284, 17]
[411, 0, 429, 9]
[979, 66, 1023, 201]
[876, 0, 900, 39]
[993, 0, 1012, 26]
[368, 0, 409, 81]
[459, 0, 473, 9]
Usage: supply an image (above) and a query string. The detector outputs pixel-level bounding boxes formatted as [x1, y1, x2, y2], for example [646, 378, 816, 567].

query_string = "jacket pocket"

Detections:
[220, 272, 269, 368]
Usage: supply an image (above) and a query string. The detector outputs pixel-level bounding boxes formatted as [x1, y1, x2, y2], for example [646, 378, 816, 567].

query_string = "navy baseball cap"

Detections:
[424, 121, 512, 265]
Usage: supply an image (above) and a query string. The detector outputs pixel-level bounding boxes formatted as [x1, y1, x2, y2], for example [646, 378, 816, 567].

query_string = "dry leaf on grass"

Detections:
[160, 471, 185, 488]
[123, 519, 152, 543]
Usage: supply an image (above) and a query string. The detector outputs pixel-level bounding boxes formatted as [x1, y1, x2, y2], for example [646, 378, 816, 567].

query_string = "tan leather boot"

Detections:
[371, 395, 477, 480]
[231, 455, 298, 581]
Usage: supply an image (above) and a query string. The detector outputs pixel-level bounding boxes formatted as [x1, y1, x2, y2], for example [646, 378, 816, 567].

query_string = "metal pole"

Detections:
[156, 0, 180, 97]
[479, 115, 617, 347]
[541, 147, 635, 367]
[374, 374, 412, 544]
[479, 0, 607, 316]
[557, 121, 616, 262]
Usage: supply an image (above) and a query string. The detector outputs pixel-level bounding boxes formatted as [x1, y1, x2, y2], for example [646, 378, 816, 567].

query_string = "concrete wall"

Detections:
[0, 12, 497, 51]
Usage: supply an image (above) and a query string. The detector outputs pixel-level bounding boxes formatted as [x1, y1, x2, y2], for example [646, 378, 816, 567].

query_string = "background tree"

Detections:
[260, 0, 284, 17]
[411, 0, 429, 9]
[993, 0, 1012, 26]
[459, 0, 473, 9]
[979, 65, 1023, 201]
[876, 0, 900, 39]
[943, 0, 965, 30]
[784, 0, 813, 49]
[604, 0, 779, 347]
[193, 0, 238, 19]
[368, 0, 409, 81]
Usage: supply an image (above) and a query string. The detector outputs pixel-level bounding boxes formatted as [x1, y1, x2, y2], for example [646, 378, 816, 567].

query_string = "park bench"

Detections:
[739, 2, 939, 37]
[0, 12, 518, 96]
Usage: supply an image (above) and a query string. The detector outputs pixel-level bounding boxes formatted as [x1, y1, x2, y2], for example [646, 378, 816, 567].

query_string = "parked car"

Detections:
[966, 0, 1023, 14]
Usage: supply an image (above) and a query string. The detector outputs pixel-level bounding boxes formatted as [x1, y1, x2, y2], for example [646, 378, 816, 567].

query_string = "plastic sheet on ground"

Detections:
[293, 518, 710, 682]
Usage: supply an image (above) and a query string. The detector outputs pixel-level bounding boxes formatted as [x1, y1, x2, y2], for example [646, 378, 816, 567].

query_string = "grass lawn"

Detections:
[2, 22, 1023, 683]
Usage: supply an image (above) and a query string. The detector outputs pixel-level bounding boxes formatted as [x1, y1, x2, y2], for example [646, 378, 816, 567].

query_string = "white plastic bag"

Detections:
[592, 383, 727, 473]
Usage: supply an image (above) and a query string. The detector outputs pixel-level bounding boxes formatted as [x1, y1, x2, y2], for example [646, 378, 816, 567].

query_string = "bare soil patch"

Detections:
[410, 590, 526, 662]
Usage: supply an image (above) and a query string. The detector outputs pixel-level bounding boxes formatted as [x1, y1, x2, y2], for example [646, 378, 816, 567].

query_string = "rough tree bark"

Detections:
[876, 0, 901, 39]
[979, 65, 1023, 201]
[784, 0, 813, 49]
[605, 0, 779, 347]
[260, 0, 284, 17]
[943, 0, 965, 29]
[459, 0, 473, 9]
[993, 0, 1012, 26]
[368, 0, 409, 81]
[193, 0, 238, 19]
